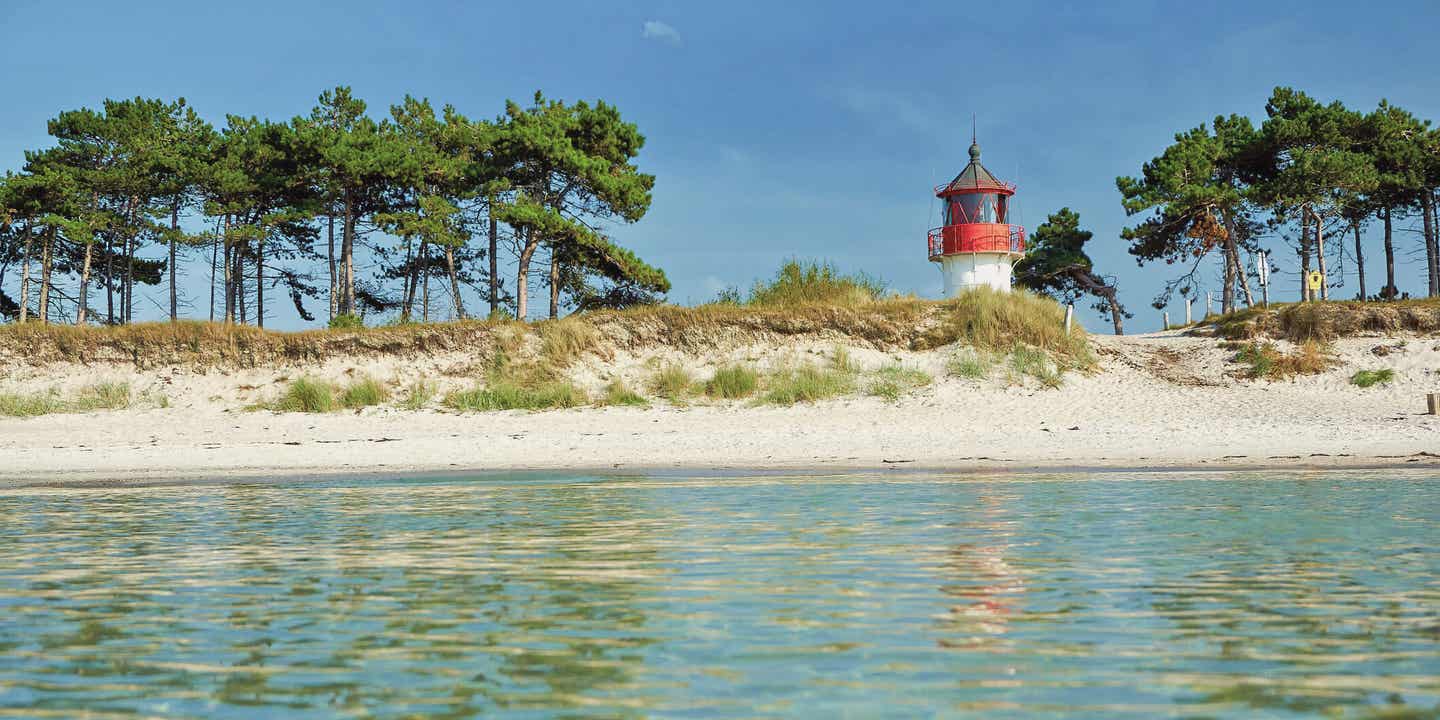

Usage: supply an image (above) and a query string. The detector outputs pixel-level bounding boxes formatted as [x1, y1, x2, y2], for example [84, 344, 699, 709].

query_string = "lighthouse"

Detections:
[927, 137, 1025, 295]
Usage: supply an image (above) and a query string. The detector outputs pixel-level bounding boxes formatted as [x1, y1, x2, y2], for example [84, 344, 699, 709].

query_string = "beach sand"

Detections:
[1, 331, 1436, 485]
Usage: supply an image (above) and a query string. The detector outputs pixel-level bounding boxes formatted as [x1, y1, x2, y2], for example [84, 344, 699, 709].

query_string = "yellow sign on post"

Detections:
[1307, 271, 1324, 291]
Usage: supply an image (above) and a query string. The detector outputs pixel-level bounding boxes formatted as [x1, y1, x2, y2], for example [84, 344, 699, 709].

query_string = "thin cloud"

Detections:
[642, 20, 682, 46]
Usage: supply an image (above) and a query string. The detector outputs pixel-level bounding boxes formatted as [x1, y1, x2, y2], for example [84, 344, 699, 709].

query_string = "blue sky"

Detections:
[3, 0, 1439, 330]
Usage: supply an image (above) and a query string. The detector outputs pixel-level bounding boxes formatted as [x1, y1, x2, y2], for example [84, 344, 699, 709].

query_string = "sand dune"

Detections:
[1, 330, 1437, 485]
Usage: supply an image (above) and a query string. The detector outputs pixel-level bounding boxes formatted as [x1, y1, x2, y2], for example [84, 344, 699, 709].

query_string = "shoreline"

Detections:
[3, 329, 1439, 488]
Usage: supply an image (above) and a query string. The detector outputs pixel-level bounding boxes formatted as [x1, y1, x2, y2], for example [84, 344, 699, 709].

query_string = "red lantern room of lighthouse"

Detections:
[927, 136, 1025, 295]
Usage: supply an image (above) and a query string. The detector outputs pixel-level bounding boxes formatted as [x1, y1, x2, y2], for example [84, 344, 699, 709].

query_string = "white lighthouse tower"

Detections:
[927, 138, 1025, 295]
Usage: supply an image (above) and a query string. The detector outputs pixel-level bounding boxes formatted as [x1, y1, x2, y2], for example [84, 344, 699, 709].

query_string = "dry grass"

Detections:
[399, 381, 438, 410]
[748, 259, 888, 307]
[1230, 341, 1337, 380]
[444, 381, 586, 412]
[920, 288, 1094, 368]
[1213, 298, 1440, 342]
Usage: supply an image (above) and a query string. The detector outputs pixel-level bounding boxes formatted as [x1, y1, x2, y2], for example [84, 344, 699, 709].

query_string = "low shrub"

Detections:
[328, 313, 364, 330]
[1350, 368, 1395, 388]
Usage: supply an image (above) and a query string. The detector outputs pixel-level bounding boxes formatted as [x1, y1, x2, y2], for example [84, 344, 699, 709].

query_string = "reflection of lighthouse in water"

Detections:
[937, 492, 1026, 647]
[927, 134, 1026, 296]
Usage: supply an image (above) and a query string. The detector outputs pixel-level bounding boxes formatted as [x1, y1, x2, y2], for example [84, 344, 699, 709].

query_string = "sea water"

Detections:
[1, 471, 1436, 718]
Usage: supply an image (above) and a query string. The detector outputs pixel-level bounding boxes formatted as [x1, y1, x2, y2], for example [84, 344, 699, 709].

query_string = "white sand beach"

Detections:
[1, 329, 1436, 485]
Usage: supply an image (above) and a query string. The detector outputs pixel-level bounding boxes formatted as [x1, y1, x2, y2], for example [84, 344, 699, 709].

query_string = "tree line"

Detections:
[0, 88, 669, 327]
[1117, 86, 1440, 313]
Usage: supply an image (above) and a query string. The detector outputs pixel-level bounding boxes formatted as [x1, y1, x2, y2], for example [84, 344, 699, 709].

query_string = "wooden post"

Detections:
[1185, 298, 1192, 325]
[1428, 393, 1438, 415]
[1163, 312, 1170, 331]
[1064, 303, 1073, 333]
[1206, 292, 1213, 318]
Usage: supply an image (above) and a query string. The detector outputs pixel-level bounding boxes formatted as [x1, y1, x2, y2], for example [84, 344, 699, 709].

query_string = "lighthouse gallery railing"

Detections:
[928, 224, 1025, 260]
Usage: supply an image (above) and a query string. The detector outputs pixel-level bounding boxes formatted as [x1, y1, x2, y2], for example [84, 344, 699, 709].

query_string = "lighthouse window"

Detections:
[953, 193, 1000, 224]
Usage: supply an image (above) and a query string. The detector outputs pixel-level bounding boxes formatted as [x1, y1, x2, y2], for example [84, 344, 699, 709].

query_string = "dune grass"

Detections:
[649, 364, 695, 402]
[867, 364, 933, 402]
[398, 381, 437, 410]
[706, 365, 759, 399]
[1350, 368, 1395, 388]
[947, 349, 995, 380]
[1214, 297, 1440, 342]
[340, 377, 389, 409]
[0, 390, 67, 417]
[760, 364, 857, 405]
[0, 382, 133, 417]
[1231, 340, 1336, 380]
[748, 259, 888, 308]
[444, 380, 586, 412]
[271, 377, 337, 413]
[921, 288, 1094, 370]
[601, 380, 650, 407]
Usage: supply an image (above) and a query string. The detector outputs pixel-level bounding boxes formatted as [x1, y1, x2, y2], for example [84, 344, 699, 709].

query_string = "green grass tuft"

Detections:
[340, 377, 389, 409]
[706, 365, 759, 399]
[0, 390, 66, 417]
[444, 381, 587, 412]
[601, 380, 650, 407]
[761, 365, 856, 405]
[947, 350, 994, 380]
[70, 382, 132, 411]
[273, 377, 337, 413]
[649, 364, 695, 402]
[399, 381, 437, 410]
[867, 364, 933, 402]
[1350, 368, 1395, 388]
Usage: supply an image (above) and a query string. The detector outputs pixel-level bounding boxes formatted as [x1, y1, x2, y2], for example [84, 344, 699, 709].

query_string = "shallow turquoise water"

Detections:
[0, 471, 1437, 718]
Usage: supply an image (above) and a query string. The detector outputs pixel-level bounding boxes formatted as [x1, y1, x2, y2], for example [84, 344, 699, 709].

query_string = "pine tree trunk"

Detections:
[169, 202, 179, 321]
[237, 237, 247, 325]
[105, 235, 114, 325]
[1108, 294, 1124, 335]
[488, 213, 499, 317]
[327, 214, 336, 321]
[209, 229, 218, 322]
[18, 224, 31, 323]
[1432, 191, 1440, 294]
[1299, 210, 1312, 302]
[38, 228, 53, 325]
[1353, 222, 1366, 300]
[124, 233, 134, 324]
[1230, 242, 1254, 307]
[422, 243, 430, 323]
[223, 216, 234, 323]
[1221, 240, 1236, 315]
[1424, 192, 1439, 297]
[402, 236, 416, 320]
[76, 241, 93, 325]
[343, 191, 356, 315]
[1314, 209, 1328, 301]
[256, 237, 265, 329]
[516, 228, 538, 320]
[549, 251, 560, 320]
[445, 245, 464, 319]
[1383, 206, 1396, 298]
